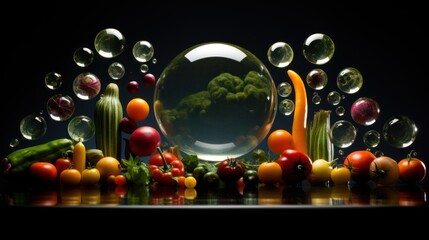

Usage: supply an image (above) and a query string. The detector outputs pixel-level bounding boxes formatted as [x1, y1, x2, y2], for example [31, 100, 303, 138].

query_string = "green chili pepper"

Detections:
[2, 138, 74, 174]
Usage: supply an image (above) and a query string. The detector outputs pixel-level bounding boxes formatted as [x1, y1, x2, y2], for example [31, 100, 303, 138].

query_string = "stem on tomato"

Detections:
[157, 147, 169, 172]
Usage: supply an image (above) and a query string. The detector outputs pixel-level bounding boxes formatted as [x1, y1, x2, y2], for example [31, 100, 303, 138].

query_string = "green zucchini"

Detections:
[2, 138, 74, 174]
[94, 83, 123, 159]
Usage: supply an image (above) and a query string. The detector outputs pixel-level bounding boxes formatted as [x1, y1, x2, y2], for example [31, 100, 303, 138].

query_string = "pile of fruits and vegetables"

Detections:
[1, 29, 426, 206]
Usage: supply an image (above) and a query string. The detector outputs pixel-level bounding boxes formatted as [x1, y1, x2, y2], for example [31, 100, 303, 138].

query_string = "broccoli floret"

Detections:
[208, 73, 245, 104]
[177, 90, 212, 117]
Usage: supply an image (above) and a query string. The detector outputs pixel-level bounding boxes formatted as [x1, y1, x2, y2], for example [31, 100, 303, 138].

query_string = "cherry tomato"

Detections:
[242, 169, 259, 187]
[184, 176, 197, 188]
[126, 98, 150, 121]
[115, 175, 127, 186]
[258, 162, 282, 184]
[29, 162, 58, 182]
[330, 165, 351, 185]
[267, 129, 294, 155]
[55, 158, 72, 176]
[369, 156, 400, 186]
[344, 150, 376, 183]
[308, 159, 332, 184]
[60, 169, 81, 186]
[276, 149, 312, 184]
[178, 176, 186, 187]
[107, 175, 116, 185]
[149, 152, 179, 165]
[398, 154, 426, 184]
[81, 168, 101, 185]
[217, 158, 245, 184]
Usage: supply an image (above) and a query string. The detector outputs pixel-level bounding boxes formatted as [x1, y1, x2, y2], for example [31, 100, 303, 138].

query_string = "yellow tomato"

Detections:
[80, 168, 101, 185]
[96, 157, 121, 180]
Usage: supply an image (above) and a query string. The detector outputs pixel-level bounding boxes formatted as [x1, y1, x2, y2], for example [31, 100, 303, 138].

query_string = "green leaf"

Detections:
[181, 154, 199, 173]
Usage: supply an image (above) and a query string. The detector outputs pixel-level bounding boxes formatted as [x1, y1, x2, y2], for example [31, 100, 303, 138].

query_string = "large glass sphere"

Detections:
[154, 42, 277, 161]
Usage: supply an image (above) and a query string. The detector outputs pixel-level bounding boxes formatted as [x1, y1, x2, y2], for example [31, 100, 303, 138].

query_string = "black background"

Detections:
[1, 2, 426, 165]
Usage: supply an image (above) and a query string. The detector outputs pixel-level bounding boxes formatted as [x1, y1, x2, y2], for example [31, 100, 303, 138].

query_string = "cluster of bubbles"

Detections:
[18, 27, 158, 143]
[267, 32, 418, 155]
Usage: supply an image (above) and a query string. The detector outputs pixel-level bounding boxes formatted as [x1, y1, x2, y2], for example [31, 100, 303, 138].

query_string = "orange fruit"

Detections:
[126, 98, 150, 121]
[95, 157, 121, 180]
[267, 129, 294, 154]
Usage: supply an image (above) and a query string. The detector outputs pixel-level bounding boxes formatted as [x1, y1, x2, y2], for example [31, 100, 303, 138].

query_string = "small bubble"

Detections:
[303, 33, 335, 65]
[337, 67, 363, 94]
[351, 97, 380, 126]
[267, 42, 294, 68]
[68, 115, 95, 142]
[338, 149, 344, 155]
[277, 82, 292, 97]
[140, 64, 149, 73]
[108, 62, 125, 80]
[73, 47, 94, 67]
[94, 28, 125, 58]
[152, 58, 157, 64]
[73, 72, 101, 99]
[374, 151, 384, 157]
[382, 115, 417, 148]
[46, 94, 75, 121]
[279, 99, 295, 115]
[363, 130, 380, 148]
[20, 114, 47, 140]
[306, 69, 328, 90]
[9, 138, 19, 147]
[329, 120, 357, 148]
[312, 93, 321, 105]
[335, 106, 345, 116]
[44, 72, 62, 90]
[132, 40, 154, 62]
[327, 91, 341, 105]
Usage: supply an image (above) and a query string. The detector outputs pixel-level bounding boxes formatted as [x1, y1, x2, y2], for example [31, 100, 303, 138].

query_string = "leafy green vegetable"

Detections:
[181, 154, 199, 173]
[122, 156, 149, 185]
[307, 109, 334, 163]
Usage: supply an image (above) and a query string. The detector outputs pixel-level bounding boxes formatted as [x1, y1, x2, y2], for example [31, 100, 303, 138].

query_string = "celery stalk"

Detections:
[307, 110, 334, 163]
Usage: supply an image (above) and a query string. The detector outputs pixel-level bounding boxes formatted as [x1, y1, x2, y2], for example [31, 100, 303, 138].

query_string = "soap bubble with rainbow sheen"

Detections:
[303, 33, 335, 65]
[329, 120, 357, 148]
[267, 42, 294, 68]
[306, 68, 328, 90]
[337, 67, 363, 94]
[46, 94, 75, 121]
[277, 82, 292, 97]
[327, 91, 341, 105]
[279, 99, 294, 115]
[133, 40, 154, 63]
[73, 47, 94, 67]
[351, 97, 380, 126]
[383, 115, 417, 148]
[108, 62, 125, 80]
[94, 28, 125, 58]
[73, 72, 101, 100]
[363, 130, 380, 148]
[68, 115, 95, 142]
[44, 72, 62, 90]
[20, 114, 47, 140]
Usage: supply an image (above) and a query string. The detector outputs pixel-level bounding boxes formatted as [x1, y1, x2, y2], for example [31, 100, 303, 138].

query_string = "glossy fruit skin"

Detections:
[129, 126, 161, 157]
[276, 149, 312, 184]
[55, 158, 72, 176]
[330, 166, 351, 185]
[29, 162, 58, 182]
[126, 98, 150, 121]
[258, 162, 282, 184]
[242, 169, 259, 187]
[267, 129, 294, 155]
[95, 157, 121, 180]
[217, 158, 245, 184]
[398, 157, 426, 184]
[60, 169, 81, 186]
[344, 150, 376, 183]
[309, 159, 332, 184]
[81, 168, 101, 185]
[369, 156, 400, 186]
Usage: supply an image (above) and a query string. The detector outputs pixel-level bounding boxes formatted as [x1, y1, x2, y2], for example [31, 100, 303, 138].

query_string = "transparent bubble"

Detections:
[338, 149, 344, 155]
[140, 64, 149, 73]
[375, 151, 384, 157]
[20, 114, 47, 140]
[44, 72, 62, 90]
[351, 97, 380, 126]
[303, 33, 335, 65]
[277, 82, 292, 97]
[337, 67, 363, 94]
[306, 68, 328, 90]
[335, 106, 345, 116]
[279, 99, 294, 115]
[73, 72, 101, 100]
[94, 28, 125, 58]
[9, 138, 19, 147]
[132, 40, 154, 62]
[329, 120, 357, 148]
[68, 115, 95, 142]
[46, 94, 75, 121]
[327, 91, 341, 105]
[267, 42, 294, 68]
[312, 93, 321, 105]
[152, 58, 158, 64]
[108, 62, 125, 80]
[154, 42, 277, 161]
[73, 47, 94, 67]
[363, 130, 380, 148]
[383, 115, 417, 148]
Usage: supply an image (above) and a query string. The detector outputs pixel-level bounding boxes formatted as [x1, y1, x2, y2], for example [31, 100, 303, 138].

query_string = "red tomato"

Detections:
[129, 126, 161, 156]
[55, 158, 72, 176]
[149, 152, 179, 165]
[344, 150, 376, 183]
[217, 158, 245, 184]
[276, 149, 312, 185]
[369, 156, 400, 186]
[398, 156, 426, 184]
[115, 175, 127, 186]
[29, 162, 58, 182]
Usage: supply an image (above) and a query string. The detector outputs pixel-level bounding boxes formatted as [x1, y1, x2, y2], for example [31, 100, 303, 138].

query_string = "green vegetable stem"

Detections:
[307, 110, 334, 163]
